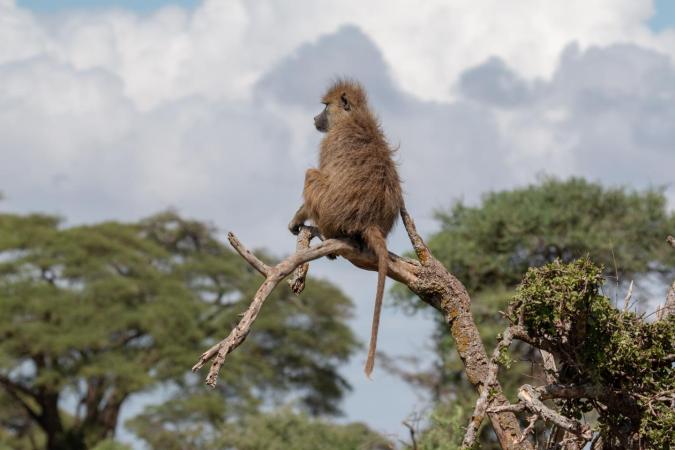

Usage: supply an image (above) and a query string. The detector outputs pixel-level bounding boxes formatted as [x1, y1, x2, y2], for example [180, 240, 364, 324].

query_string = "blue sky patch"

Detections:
[649, 0, 675, 31]
[17, 0, 201, 14]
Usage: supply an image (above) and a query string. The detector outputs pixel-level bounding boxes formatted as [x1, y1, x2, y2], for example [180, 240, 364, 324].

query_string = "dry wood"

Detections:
[488, 385, 592, 443]
[462, 327, 516, 448]
[516, 385, 592, 441]
[287, 226, 317, 294]
[191, 233, 353, 386]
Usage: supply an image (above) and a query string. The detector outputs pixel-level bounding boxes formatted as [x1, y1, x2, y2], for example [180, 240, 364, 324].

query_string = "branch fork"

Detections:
[191, 209, 534, 449]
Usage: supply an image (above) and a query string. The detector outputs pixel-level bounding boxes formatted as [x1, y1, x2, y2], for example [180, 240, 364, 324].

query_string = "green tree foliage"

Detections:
[430, 177, 674, 292]
[510, 259, 674, 449]
[128, 406, 392, 450]
[0, 211, 359, 450]
[395, 178, 675, 448]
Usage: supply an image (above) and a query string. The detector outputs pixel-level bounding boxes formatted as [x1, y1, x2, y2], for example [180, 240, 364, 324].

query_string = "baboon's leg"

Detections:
[288, 204, 308, 235]
[289, 169, 328, 234]
[303, 168, 328, 217]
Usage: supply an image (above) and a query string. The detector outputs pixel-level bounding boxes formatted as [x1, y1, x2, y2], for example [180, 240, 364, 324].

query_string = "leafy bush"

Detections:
[510, 259, 675, 449]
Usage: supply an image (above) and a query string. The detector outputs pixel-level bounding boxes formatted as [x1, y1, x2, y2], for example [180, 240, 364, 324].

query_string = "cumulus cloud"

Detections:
[3, 0, 673, 108]
[458, 43, 675, 194]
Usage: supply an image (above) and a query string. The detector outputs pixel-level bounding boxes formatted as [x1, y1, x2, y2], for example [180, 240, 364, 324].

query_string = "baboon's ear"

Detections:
[340, 93, 351, 111]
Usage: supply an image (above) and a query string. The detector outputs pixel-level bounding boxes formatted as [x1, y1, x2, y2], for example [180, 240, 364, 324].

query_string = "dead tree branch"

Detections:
[193, 209, 532, 449]
[488, 384, 593, 442]
[516, 385, 592, 441]
[462, 326, 516, 448]
[192, 233, 355, 386]
[402, 420, 418, 450]
[539, 349, 578, 450]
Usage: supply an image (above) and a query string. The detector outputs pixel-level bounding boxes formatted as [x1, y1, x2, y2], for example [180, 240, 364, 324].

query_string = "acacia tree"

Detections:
[390, 178, 675, 448]
[0, 211, 359, 450]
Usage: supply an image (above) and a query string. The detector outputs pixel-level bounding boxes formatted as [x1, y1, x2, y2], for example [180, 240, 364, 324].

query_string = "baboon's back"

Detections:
[312, 117, 402, 238]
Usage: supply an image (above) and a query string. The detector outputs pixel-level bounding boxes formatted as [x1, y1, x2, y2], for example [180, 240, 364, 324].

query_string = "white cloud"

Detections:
[458, 43, 675, 193]
[3, 0, 673, 109]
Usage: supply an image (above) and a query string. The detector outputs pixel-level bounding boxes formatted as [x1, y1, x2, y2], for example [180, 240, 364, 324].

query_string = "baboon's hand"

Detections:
[288, 220, 303, 235]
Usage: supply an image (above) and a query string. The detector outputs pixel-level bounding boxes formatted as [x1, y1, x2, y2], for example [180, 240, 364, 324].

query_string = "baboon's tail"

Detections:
[363, 226, 388, 378]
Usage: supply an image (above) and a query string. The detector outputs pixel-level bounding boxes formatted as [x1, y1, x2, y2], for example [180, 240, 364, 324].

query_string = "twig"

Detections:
[519, 414, 538, 444]
[228, 233, 270, 276]
[402, 421, 418, 450]
[400, 207, 431, 264]
[657, 280, 675, 321]
[660, 236, 675, 320]
[622, 280, 634, 313]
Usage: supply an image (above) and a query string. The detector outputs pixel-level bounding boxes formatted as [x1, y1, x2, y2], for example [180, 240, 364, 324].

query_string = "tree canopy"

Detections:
[0, 210, 362, 450]
[429, 177, 674, 292]
[128, 407, 391, 450]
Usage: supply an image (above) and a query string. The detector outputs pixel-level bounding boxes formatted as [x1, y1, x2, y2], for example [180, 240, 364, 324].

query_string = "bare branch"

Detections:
[0, 375, 41, 423]
[519, 414, 538, 444]
[287, 226, 315, 294]
[539, 350, 558, 385]
[462, 326, 516, 448]
[400, 207, 431, 264]
[0, 374, 37, 399]
[488, 403, 527, 414]
[402, 421, 418, 450]
[489, 384, 595, 448]
[658, 280, 675, 321]
[622, 280, 634, 313]
[517, 385, 592, 441]
[192, 235, 352, 386]
[657, 236, 675, 320]
[227, 232, 270, 276]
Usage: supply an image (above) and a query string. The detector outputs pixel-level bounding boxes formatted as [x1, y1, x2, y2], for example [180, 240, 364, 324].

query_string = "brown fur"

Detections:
[289, 79, 404, 377]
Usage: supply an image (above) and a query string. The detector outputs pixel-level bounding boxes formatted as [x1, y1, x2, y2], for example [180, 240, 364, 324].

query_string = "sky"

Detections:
[2, 0, 675, 447]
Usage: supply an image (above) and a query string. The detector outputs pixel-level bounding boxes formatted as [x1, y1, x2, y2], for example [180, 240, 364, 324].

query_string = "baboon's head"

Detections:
[314, 79, 368, 133]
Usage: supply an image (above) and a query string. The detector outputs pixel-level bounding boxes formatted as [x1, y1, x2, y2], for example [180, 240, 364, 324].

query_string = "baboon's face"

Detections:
[314, 104, 329, 132]
[314, 92, 353, 133]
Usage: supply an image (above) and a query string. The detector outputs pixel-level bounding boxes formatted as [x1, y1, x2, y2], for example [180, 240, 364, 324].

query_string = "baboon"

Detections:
[288, 79, 404, 377]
